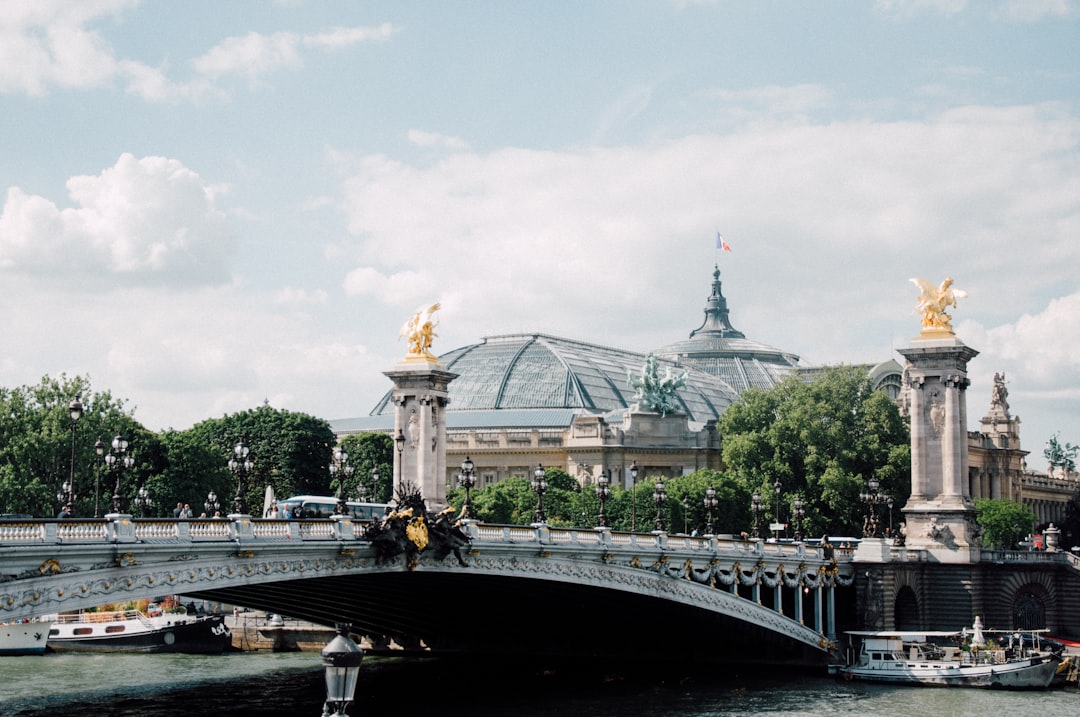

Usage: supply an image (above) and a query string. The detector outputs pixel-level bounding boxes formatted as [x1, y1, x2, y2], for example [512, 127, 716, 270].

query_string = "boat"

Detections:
[46, 605, 231, 654]
[0, 619, 53, 655]
[834, 618, 1059, 689]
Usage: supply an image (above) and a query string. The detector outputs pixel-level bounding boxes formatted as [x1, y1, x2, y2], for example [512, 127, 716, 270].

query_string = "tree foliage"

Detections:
[335, 432, 394, 504]
[717, 365, 910, 538]
[975, 498, 1036, 550]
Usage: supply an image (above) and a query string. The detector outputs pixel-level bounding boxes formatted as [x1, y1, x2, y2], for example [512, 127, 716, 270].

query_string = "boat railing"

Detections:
[53, 609, 146, 624]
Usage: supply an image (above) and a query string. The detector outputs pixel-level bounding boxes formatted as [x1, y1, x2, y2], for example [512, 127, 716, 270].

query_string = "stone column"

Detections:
[383, 359, 457, 510]
[897, 338, 980, 562]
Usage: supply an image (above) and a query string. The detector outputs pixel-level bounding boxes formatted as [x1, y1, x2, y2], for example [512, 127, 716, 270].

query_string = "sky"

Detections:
[1, 0, 1078, 470]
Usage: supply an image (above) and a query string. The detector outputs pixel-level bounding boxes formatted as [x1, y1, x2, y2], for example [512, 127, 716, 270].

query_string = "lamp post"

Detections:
[682, 494, 690, 534]
[394, 429, 405, 497]
[370, 467, 379, 504]
[104, 434, 134, 514]
[751, 490, 763, 539]
[458, 456, 476, 520]
[629, 460, 639, 532]
[888, 496, 895, 535]
[134, 483, 152, 518]
[531, 464, 547, 524]
[791, 497, 805, 542]
[704, 486, 718, 536]
[93, 437, 105, 517]
[860, 477, 887, 538]
[321, 624, 364, 716]
[205, 490, 220, 516]
[57, 395, 83, 515]
[330, 447, 354, 516]
[228, 439, 253, 515]
[595, 472, 610, 528]
[652, 477, 667, 533]
[773, 478, 783, 540]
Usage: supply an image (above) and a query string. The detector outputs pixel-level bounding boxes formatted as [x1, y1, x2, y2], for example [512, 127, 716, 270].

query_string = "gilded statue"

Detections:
[399, 302, 441, 358]
[909, 276, 967, 335]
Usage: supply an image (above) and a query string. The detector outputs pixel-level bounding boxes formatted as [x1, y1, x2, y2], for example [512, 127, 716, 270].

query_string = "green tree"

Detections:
[718, 365, 910, 538]
[976, 498, 1036, 550]
[335, 433, 394, 504]
[1044, 433, 1078, 473]
[0, 375, 144, 517]
[184, 405, 335, 513]
[153, 429, 233, 517]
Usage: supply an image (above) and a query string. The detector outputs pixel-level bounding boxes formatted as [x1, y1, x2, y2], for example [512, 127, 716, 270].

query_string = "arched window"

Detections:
[1013, 589, 1046, 630]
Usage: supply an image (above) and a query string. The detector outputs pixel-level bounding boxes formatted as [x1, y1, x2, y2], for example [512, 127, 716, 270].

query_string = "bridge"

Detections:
[0, 514, 854, 666]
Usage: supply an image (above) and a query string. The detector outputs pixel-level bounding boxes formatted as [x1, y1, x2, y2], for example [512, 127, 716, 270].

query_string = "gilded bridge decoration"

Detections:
[399, 302, 441, 359]
[910, 276, 967, 336]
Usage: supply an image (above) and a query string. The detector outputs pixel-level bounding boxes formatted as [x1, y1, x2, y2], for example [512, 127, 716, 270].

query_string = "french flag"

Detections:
[716, 232, 732, 252]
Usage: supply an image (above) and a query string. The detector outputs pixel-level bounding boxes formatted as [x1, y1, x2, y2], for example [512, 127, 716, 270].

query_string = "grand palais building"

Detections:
[333, 265, 1075, 526]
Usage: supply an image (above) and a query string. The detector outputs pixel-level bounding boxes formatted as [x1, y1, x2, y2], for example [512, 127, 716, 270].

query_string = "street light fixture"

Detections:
[330, 447, 355, 516]
[228, 439, 253, 515]
[58, 395, 83, 515]
[629, 460, 639, 532]
[751, 490, 763, 539]
[394, 429, 406, 496]
[653, 477, 667, 533]
[773, 478, 783, 539]
[205, 490, 220, 516]
[704, 486, 718, 536]
[321, 624, 364, 717]
[134, 483, 152, 518]
[531, 464, 547, 524]
[791, 497, 806, 542]
[682, 494, 690, 534]
[104, 434, 134, 514]
[860, 477, 888, 538]
[595, 472, 610, 528]
[370, 466, 379, 503]
[458, 456, 476, 519]
[93, 437, 105, 517]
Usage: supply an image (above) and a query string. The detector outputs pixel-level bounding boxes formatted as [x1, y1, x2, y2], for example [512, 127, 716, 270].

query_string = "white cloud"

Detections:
[407, 130, 469, 151]
[303, 23, 395, 49]
[0, 154, 235, 287]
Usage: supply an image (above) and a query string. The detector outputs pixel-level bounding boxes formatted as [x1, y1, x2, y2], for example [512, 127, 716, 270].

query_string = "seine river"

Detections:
[1, 652, 1076, 716]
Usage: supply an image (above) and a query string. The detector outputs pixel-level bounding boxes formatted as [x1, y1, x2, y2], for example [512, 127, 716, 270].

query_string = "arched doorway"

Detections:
[894, 586, 920, 630]
[1012, 587, 1047, 630]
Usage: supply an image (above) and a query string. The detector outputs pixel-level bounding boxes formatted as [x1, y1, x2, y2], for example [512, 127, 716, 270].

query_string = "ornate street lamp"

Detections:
[93, 437, 105, 517]
[58, 395, 83, 515]
[751, 490, 763, 539]
[205, 490, 220, 516]
[888, 496, 895, 536]
[330, 447, 355, 515]
[134, 483, 152, 518]
[531, 464, 547, 524]
[629, 460, 639, 532]
[228, 439, 253, 515]
[653, 477, 667, 533]
[773, 478, 783, 539]
[682, 494, 691, 534]
[394, 429, 406, 494]
[703, 486, 718, 536]
[321, 624, 364, 716]
[595, 472, 610, 528]
[458, 456, 476, 519]
[860, 477, 888, 538]
[104, 434, 134, 514]
[791, 497, 806, 543]
[370, 466, 379, 503]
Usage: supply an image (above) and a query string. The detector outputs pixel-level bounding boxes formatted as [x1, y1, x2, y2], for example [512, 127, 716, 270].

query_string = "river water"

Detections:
[1, 652, 1076, 716]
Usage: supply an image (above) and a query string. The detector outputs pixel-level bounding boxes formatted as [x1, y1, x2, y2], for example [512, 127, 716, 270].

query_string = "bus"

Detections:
[276, 495, 390, 522]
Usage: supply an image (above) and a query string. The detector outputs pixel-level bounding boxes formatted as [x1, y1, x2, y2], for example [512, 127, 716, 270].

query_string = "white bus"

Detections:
[276, 495, 390, 522]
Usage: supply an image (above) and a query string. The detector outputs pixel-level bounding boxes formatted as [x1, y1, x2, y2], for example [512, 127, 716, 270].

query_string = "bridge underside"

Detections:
[191, 572, 827, 667]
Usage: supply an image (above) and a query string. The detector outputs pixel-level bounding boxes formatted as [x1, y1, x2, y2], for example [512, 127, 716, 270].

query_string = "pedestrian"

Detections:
[180, 503, 194, 519]
[173, 502, 184, 519]
[57, 505, 72, 519]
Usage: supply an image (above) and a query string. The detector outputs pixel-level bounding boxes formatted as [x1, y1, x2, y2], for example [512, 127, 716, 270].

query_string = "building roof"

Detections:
[652, 265, 801, 393]
[368, 333, 739, 424]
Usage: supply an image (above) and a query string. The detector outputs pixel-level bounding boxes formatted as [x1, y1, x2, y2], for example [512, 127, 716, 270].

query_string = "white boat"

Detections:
[0, 620, 53, 655]
[834, 620, 1059, 689]
[45, 607, 231, 654]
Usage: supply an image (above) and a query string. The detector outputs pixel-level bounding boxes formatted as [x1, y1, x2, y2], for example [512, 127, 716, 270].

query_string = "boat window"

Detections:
[73, 627, 93, 635]
[105, 625, 125, 633]
[49, 628, 59, 636]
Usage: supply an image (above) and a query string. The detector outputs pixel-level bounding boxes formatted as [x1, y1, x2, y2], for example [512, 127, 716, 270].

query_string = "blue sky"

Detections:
[1, 0, 1078, 469]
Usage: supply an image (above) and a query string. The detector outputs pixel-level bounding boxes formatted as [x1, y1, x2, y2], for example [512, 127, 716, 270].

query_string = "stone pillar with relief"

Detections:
[897, 278, 980, 561]
[383, 303, 457, 509]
